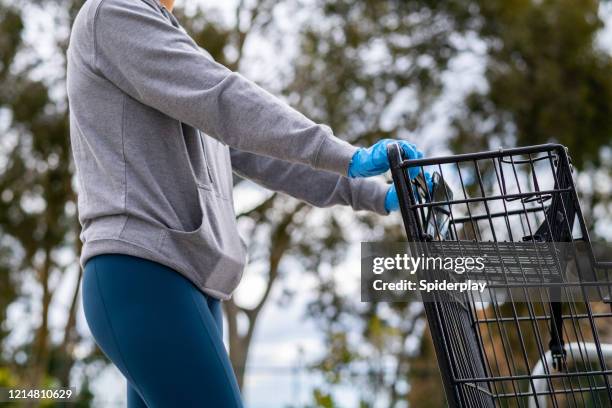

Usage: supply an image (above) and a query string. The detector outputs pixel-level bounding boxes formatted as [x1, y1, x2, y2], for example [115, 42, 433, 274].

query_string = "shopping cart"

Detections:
[387, 143, 612, 407]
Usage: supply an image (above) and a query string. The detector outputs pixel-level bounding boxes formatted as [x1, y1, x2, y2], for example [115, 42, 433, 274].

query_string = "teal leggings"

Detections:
[82, 254, 243, 407]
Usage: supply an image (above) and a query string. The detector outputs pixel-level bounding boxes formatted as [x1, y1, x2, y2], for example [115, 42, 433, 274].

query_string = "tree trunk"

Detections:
[24, 250, 53, 408]
[225, 206, 302, 390]
[225, 300, 245, 388]
[57, 265, 83, 387]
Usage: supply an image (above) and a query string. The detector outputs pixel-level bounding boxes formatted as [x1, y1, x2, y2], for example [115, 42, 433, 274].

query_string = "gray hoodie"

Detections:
[67, 0, 389, 300]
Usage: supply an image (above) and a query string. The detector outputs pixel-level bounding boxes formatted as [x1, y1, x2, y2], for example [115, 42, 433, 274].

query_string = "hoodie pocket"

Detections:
[160, 186, 247, 292]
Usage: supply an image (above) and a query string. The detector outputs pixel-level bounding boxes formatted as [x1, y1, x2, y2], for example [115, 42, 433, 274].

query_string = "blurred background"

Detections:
[0, 0, 611, 406]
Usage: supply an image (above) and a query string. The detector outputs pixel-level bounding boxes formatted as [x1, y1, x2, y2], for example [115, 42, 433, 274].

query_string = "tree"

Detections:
[176, 1, 313, 389]
[180, 0, 455, 391]
[0, 0, 360, 399]
[451, 0, 612, 234]
[286, 1, 471, 405]
[303, 0, 612, 406]
[2, 0, 610, 406]
[0, 1, 88, 398]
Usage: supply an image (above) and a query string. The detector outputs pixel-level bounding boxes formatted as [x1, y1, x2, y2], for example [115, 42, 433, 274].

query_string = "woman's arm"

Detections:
[92, 0, 356, 176]
[230, 149, 391, 215]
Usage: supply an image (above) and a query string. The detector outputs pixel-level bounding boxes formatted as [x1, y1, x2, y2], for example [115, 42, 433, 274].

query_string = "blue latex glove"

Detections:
[348, 139, 422, 178]
[385, 184, 401, 212]
[384, 172, 434, 213]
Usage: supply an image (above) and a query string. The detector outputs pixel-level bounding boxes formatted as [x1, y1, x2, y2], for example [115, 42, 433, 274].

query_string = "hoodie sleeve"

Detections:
[92, 0, 357, 176]
[230, 148, 390, 215]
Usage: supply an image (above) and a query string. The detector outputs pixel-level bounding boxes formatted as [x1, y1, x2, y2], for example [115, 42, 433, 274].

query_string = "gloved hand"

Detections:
[348, 139, 422, 179]
[385, 184, 401, 212]
[384, 172, 434, 213]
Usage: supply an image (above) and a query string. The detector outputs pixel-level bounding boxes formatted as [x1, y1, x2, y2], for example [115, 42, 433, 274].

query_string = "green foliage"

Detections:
[173, 7, 232, 65]
[407, 328, 446, 408]
[0, 368, 19, 407]
[0, 367, 17, 387]
[0, 0, 91, 394]
[311, 388, 337, 408]
[453, 0, 612, 169]
[288, 0, 467, 142]
[303, 0, 612, 406]
[296, 1, 469, 405]
[0, 6, 22, 77]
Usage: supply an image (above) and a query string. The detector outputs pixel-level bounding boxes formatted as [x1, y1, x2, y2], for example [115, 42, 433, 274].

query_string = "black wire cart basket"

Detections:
[387, 143, 612, 407]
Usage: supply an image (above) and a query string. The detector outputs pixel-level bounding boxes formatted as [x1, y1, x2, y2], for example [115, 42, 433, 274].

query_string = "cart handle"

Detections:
[395, 143, 566, 168]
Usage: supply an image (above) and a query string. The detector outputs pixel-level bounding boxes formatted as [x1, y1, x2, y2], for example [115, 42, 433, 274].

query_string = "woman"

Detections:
[67, 0, 421, 406]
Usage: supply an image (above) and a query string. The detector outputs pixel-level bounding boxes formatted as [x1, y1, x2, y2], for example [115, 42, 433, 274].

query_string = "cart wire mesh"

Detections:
[387, 143, 612, 407]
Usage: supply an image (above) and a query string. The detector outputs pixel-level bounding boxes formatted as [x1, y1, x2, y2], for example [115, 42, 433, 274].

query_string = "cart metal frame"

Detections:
[387, 143, 612, 407]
